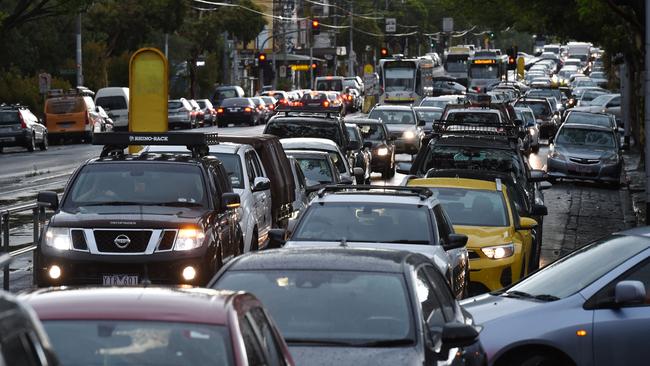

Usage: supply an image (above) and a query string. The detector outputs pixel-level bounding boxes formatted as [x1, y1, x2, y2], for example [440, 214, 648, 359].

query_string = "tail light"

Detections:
[347, 95, 353, 101]
[280, 99, 289, 105]
[217, 108, 224, 114]
[244, 107, 253, 113]
[322, 101, 330, 107]
[19, 112, 26, 128]
[84, 112, 90, 125]
[292, 101, 304, 107]
[268, 104, 275, 110]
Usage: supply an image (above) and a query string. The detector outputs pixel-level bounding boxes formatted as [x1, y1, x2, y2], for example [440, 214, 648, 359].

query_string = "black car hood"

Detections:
[289, 345, 422, 366]
[50, 206, 209, 229]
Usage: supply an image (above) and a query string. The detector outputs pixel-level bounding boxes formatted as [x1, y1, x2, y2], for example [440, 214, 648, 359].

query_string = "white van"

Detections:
[94, 87, 129, 131]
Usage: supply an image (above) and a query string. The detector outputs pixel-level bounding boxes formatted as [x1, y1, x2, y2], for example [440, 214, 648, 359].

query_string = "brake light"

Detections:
[217, 108, 224, 114]
[347, 95, 353, 101]
[18, 112, 26, 128]
[280, 99, 289, 105]
[84, 112, 90, 125]
[244, 107, 253, 113]
[322, 101, 330, 107]
[268, 104, 275, 110]
[292, 101, 304, 107]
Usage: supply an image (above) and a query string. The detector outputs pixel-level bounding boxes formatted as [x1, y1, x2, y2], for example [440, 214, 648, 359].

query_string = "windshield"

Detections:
[415, 110, 442, 123]
[470, 64, 498, 79]
[293, 202, 432, 243]
[221, 98, 250, 107]
[565, 113, 611, 128]
[265, 121, 343, 147]
[384, 67, 415, 92]
[44, 320, 233, 366]
[556, 127, 615, 148]
[515, 101, 550, 118]
[428, 188, 508, 226]
[216, 270, 414, 346]
[421, 146, 524, 179]
[507, 235, 648, 299]
[356, 123, 385, 141]
[213, 153, 243, 189]
[293, 156, 334, 185]
[420, 99, 452, 109]
[64, 163, 207, 209]
[588, 95, 611, 106]
[368, 109, 415, 125]
[445, 55, 468, 73]
[46, 97, 85, 114]
[446, 112, 500, 125]
[316, 79, 343, 91]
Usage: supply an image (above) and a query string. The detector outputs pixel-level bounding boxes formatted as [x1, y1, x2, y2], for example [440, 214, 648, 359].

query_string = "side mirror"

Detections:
[519, 217, 538, 230]
[539, 181, 553, 190]
[531, 204, 548, 216]
[221, 192, 241, 210]
[96, 106, 101, 113]
[615, 280, 646, 305]
[252, 177, 271, 192]
[417, 119, 426, 127]
[439, 322, 479, 348]
[443, 233, 467, 250]
[363, 141, 373, 149]
[347, 140, 361, 151]
[37, 191, 59, 211]
[514, 119, 523, 127]
[353, 167, 364, 181]
[267, 228, 287, 249]
[396, 162, 413, 175]
[529, 169, 549, 182]
[548, 135, 554, 144]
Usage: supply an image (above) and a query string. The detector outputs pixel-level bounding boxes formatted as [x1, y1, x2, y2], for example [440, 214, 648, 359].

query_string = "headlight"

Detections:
[44, 227, 71, 250]
[549, 147, 565, 160]
[603, 154, 619, 164]
[402, 131, 416, 139]
[481, 243, 515, 259]
[376, 147, 389, 156]
[174, 228, 206, 251]
[529, 128, 536, 136]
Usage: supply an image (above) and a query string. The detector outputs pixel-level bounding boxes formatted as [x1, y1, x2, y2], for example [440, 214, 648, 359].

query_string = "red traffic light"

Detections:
[380, 48, 388, 57]
[312, 20, 319, 28]
[258, 53, 267, 62]
[311, 63, 317, 69]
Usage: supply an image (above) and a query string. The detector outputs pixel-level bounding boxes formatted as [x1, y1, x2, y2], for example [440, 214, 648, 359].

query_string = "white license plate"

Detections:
[228, 108, 240, 112]
[0, 137, 15, 142]
[103, 274, 139, 286]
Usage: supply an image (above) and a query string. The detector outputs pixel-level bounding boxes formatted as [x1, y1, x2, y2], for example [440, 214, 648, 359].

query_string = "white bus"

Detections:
[378, 56, 434, 105]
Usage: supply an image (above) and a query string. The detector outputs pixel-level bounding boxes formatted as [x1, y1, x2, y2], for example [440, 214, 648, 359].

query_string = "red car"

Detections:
[20, 287, 295, 366]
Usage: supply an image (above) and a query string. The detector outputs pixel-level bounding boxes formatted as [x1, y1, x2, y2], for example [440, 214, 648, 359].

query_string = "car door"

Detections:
[247, 150, 272, 239]
[413, 266, 451, 363]
[591, 258, 650, 366]
[209, 164, 234, 259]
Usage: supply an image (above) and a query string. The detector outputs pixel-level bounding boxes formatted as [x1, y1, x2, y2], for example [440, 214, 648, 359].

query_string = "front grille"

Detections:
[94, 230, 152, 253]
[468, 250, 480, 260]
[569, 157, 600, 165]
[389, 131, 402, 139]
[71, 230, 88, 250]
[157, 230, 176, 251]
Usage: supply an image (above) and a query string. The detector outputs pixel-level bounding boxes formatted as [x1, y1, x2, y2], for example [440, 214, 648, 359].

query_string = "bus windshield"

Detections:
[470, 64, 499, 79]
[384, 63, 416, 92]
[444, 54, 468, 73]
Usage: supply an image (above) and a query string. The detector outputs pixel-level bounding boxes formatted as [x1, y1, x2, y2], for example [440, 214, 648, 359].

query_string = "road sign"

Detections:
[279, 65, 287, 78]
[517, 56, 526, 80]
[336, 46, 347, 56]
[38, 73, 51, 94]
[291, 64, 310, 71]
[385, 18, 396, 33]
[363, 64, 374, 75]
[442, 17, 454, 32]
[129, 48, 168, 139]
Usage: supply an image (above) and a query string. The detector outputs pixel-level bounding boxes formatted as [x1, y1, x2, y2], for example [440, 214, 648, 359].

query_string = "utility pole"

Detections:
[75, 13, 83, 86]
[645, 2, 650, 225]
[309, 23, 314, 89]
[348, 1, 353, 76]
[164, 33, 169, 59]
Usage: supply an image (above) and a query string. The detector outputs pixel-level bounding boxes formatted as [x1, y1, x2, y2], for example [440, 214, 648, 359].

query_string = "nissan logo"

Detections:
[114, 234, 131, 249]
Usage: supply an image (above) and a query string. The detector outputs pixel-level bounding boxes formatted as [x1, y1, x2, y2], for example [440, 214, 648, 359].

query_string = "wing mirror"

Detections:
[443, 233, 468, 250]
[221, 192, 241, 210]
[363, 141, 373, 149]
[615, 281, 646, 305]
[396, 162, 413, 175]
[267, 228, 287, 249]
[347, 140, 361, 151]
[353, 167, 365, 183]
[252, 177, 271, 192]
[433, 322, 479, 349]
[519, 217, 538, 230]
[529, 169, 549, 182]
[531, 204, 548, 216]
[37, 191, 59, 211]
[514, 119, 524, 127]
[417, 119, 426, 127]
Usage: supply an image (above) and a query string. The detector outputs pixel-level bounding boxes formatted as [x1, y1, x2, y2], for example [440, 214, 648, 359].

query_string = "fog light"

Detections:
[182, 266, 197, 281]
[48, 265, 61, 279]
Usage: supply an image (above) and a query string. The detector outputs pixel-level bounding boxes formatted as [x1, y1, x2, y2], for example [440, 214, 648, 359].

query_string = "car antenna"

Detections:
[339, 237, 348, 247]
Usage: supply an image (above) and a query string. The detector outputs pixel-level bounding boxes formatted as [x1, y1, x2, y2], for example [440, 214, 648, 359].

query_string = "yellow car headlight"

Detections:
[481, 243, 515, 259]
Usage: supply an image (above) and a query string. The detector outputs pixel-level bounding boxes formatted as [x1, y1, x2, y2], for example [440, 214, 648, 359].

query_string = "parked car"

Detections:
[462, 227, 650, 366]
[94, 87, 129, 131]
[0, 104, 48, 153]
[44, 86, 100, 144]
[20, 287, 295, 366]
[188, 99, 205, 127]
[210, 247, 486, 366]
[212, 85, 245, 106]
[195, 98, 216, 126]
[277, 185, 470, 299]
[217, 98, 263, 127]
[167, 98, 193, 129]
[349, 118, 396, 178]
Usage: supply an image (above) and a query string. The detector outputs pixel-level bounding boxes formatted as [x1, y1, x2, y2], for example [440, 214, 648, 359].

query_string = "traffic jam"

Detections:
[0, 19, 645, 366]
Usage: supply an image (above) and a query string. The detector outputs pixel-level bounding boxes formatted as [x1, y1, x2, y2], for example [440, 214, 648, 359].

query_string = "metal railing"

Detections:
[1, 202, 47, 291]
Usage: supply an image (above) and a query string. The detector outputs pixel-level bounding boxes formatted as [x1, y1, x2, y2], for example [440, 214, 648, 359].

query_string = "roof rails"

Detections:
[432, 119, 521, 141]
[275, 104, 342, 119]
[316, 184, 433, 200]
[47, 86, 94, 98]
[93, 132, 218, 158]
[0, 103, 28, 110]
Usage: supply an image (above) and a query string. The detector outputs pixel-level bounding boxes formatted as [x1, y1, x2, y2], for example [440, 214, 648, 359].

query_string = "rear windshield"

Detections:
[293, 156, 335, 185]
[515, 101, 550, 118]
[46, 97, 85, 114]
[0, 111, 19, 125]
[95, 96, 127, 111]
[315, 79, 343, 92]
[446, 112, 499, 124]
[221, 98, 251, 107]
[356, 123, 386, 141]
[215, 89, 239, 100]
[428, 187, 509, 227]
[266, 121, 343, 147]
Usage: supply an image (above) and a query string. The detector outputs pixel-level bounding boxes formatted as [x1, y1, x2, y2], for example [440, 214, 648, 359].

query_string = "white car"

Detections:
[142, 143, 272, 252]
[572, 93, 621, 122]
[280, 137, 361, 185]
[95, 87, 129, 131]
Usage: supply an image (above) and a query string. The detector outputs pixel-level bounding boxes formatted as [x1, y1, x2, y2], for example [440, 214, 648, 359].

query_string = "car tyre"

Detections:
[39, 133, 48, 151]
[26, 133, 36, 152]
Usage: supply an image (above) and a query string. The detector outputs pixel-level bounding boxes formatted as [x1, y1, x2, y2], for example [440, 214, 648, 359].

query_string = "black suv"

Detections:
[0, 104, 48, 153]
[35, 132, 243, 287]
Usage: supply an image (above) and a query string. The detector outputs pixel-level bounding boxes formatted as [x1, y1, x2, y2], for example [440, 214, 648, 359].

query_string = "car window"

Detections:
[423, 265, 457, 321]
[415, 268, 445, 325]
[245, 152, 257, 186]
[1, 332, 42, 366]
[213, 153, 244, 189]
[250, 308, 286, 366]
[565, 113, 612, 128]
[368, 110, 415, 125]
[590, 258, 650, 307]
[432, 205, 449, 243]
[240, 316, 267, 365]
[607, 97, 620, 108]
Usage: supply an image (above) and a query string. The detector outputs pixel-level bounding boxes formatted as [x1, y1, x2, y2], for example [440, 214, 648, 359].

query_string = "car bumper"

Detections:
[467, 245, 525, 296]
[370, 154, 392, 170]
[36, 246, 213, 286]
[168, 116, 192, 128]
[217, 114, 256, 125]
[547, 157, 621, 182]
[0, 130, 30, 147]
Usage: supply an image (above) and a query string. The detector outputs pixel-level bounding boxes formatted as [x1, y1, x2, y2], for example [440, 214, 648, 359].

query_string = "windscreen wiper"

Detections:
[152, 201, 204, 207]
[387, 240, 429, 244]
[503, 290, 559, 302]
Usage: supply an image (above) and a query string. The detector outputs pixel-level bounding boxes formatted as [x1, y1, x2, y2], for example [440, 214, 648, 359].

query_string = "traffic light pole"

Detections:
[309, 28, 314, 89]
[348, 2, 354, 76]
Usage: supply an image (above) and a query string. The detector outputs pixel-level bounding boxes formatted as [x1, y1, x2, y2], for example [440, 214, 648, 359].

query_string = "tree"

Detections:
[0, 0, 84, 32]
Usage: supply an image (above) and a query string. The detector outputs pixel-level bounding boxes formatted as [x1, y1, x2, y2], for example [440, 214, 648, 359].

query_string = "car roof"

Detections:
[280, 137, 338, 151]
[221, 247, 427, 273]
[372, 105, 414, 111]
[143, 142, 246, 155]
[19, 287, 244, 325]
[284, 149, 331, 159]
[313, 189, 438, 206]
[346, 118, 382, 125]
[87, 153, 205, 165]
[561, 123, 613, 132]
[408, 177, 499, 191]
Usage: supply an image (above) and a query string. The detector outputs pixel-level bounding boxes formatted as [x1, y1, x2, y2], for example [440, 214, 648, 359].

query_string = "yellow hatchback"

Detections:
[407, 177, 538, 296]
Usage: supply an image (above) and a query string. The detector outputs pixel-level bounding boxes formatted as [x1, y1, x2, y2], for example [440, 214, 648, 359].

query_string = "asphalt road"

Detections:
[0, 126, 632, 293]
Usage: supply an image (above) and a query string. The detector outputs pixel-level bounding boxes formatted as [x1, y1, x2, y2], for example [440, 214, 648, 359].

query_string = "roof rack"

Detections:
[316, 184, 433, 200]
[275, 104, 342, 118]
[47, 86, 94, 98]
[432, 119, 520, 140]
[93, 132, 218, 158]
[0, 103, 28, 110]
